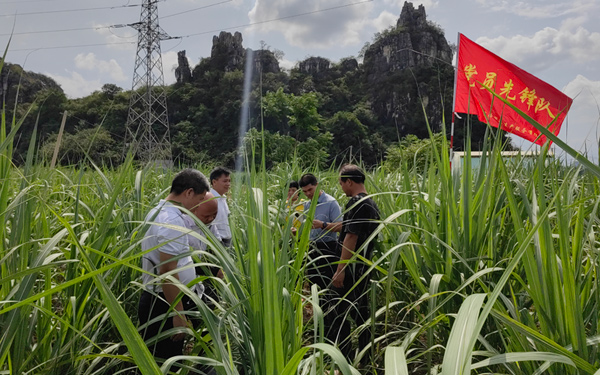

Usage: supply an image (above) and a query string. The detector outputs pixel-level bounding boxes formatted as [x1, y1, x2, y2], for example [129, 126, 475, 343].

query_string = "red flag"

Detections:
[454, 33, 573, 145]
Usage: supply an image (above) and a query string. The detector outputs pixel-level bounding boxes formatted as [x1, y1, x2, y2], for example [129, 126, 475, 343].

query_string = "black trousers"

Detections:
[323, 266, 371, 364]
[306, 240, 338, 291]
[138, 290, 198, 361]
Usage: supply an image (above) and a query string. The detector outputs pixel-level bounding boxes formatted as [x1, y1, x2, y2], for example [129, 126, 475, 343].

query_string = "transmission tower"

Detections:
[125, 0, 173, 163]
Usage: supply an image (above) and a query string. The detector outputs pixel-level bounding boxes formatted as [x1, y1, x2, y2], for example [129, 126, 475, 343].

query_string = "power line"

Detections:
[178, 0, 374, 38]
[0, 1, 231, 37]
[10, 41, 136, 52]
[0, 26, 111, 37]
[0, 0, 87, 3]
[107, 27, 138, 39]
[161, 0, 232, 19]
[5, 0, 373, 52]
[0, 3, 140, 17]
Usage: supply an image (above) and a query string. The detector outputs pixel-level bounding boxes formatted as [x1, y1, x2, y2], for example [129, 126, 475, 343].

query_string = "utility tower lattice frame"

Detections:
[125, 0, 173, 162]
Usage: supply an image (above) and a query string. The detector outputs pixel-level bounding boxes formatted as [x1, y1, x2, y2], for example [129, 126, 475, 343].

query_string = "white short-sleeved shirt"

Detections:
[182, 215, 220, 251]
[210, 188, 231, 240]
[141, 200, 198, 293]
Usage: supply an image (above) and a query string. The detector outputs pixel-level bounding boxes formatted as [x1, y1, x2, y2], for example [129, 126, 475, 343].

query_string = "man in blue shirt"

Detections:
[299, 173, 342, 291]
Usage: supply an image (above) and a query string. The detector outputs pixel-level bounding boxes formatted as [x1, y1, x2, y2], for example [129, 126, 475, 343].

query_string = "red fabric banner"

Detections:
[454, 33, 573, 145]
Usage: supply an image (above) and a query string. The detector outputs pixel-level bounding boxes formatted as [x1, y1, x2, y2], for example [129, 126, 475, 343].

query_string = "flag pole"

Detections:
[450, 32, 461, 167]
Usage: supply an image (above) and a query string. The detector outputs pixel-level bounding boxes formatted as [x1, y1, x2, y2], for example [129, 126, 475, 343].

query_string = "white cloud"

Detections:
[278, 57, 296, 71]
[564, 75, 600, 119]
[383, 0, 439, 10]
[74, 53, 128, 82]
[248, 0, 374, 49]
[476, 20, 600, 71]
[474, 0, 598, 19]
[372, 10, 397, 31]
[412, 0, 439, 9]
[559, 75, 600, 159]
[46, 71, 102, 98]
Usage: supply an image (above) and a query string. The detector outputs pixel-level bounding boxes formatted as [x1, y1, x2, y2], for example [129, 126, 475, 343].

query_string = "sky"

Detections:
[0, 0, 599, 161]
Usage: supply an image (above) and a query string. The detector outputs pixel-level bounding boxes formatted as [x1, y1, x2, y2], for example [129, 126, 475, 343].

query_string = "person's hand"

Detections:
[172, 314, 188, 341]
[332, 268, 345, 288]
[291, 227, 297, 236]
[217, 269, 224, 279]
[312, 219, 323, 229]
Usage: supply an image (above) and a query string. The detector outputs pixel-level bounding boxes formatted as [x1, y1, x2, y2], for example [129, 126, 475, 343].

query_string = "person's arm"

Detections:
[332, 232, 358, 288]
[311, 219, 342, 232]
[159, 251, 188, 342]
[329, 200, 343, 232]
[312, 200, 343, 232]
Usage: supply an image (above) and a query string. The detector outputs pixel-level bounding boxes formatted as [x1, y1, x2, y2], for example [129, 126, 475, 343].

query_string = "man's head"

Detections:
[339, 164, 366, 197]
[299, 173, 319, 200]
[192, 192, 219, 225]
[287, 181, 300, 203]
[170, 168, 210, 210]
[210, 167, 231, 195]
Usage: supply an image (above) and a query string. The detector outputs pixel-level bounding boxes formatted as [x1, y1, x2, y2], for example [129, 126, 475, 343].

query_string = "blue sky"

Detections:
[1, 0, 599, 160]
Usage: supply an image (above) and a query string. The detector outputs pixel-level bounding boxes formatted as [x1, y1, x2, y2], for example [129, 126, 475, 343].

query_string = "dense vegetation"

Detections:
[1, 8, 511, 169]
[1, 69, 599, 373]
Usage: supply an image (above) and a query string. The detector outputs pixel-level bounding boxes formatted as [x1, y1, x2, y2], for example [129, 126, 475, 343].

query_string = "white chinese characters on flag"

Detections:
[454, 34, 573, 145]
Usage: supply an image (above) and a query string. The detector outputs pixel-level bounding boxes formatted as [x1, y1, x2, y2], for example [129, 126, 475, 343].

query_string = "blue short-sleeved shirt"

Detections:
[304, 192, 342, 243]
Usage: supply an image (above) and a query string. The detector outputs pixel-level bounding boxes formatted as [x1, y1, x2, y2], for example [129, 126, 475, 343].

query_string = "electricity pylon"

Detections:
[125, 0, 174, 162]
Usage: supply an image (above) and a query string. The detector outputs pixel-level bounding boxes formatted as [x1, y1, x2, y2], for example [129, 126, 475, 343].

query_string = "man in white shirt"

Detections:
[209, 167, 232, 247]
[138, 168, 210, 362]
[185, 192, 224, 309]
[185, 191, 219, 252]
[184, 192, 222, 276]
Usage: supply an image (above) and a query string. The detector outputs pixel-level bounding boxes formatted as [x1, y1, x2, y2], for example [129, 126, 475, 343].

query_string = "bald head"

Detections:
[192, 192, 219, 225]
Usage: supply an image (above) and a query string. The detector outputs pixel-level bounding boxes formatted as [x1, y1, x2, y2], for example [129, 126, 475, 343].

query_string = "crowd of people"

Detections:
[137, 164, 380, 371]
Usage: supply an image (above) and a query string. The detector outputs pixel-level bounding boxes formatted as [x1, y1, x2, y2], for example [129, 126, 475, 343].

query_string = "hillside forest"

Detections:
[0, 2, 512, 169]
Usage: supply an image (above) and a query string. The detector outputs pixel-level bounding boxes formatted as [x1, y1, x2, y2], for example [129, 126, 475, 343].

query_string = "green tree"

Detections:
[383, 133, 445, 172]
[41, 127, 119, 165]
[65, 88, 129, 146]
[101, 83, 123, 99]
[13, 88, 67, 163]
[325, 111, 369, 161]
[263, 87, 323, 141]
[296, 132, 332, 169]
[243, 128, 295, 168]
[243, 128, 331, 169]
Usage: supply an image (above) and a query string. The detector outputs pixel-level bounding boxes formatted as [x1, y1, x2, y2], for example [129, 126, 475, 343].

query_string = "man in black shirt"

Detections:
[326, 164, 380, 365]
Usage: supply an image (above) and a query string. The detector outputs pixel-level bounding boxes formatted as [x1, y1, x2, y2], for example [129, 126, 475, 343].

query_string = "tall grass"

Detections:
[365, 111, 600, 374]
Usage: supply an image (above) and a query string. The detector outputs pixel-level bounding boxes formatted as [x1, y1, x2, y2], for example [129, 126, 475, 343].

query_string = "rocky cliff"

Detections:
[210, 31, 246, 72]
[362, 1, 454, 138]
[298, 57, 331, 76]
[340, 58, 359, 73]
[0, 61, 63, 105]
[208, 31, 281, 75]
[363, 1, 453, 82]
[175, 50, 193, 84]
[251, 49, 280, 75]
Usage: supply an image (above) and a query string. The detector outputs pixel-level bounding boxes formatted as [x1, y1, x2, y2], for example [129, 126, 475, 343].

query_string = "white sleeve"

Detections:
[155, 223, 189, 256]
